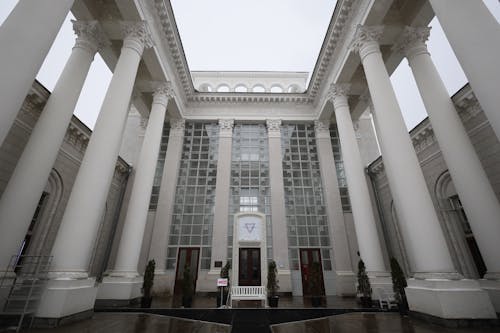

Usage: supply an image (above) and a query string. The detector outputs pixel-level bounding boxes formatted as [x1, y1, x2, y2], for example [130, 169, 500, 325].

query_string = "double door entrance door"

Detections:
[238, 248, 261, 286]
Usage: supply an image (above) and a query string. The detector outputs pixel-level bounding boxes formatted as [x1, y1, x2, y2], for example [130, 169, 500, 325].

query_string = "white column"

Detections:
[0, 21, 107, 271]
[396, 26, 500, 278]
[148, 119, 184, 292]
[351, 25, 455, 277]
[210, 119, 233, 271]
[0, 0, 74, 146]
[97, 83, 172, 301]
[329, 84, 386, 275]
[266, 119, 292, 291]
[314, 120, 355, 296]
[396, 26, 500, 312]
[351, 25, 495, 319]
[428, 0, 500, 141]
[37, 21, 153, 319]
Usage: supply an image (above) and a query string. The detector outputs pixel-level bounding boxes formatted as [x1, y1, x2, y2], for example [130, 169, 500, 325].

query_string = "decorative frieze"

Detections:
[455, 91, 482, 122]
[65, 123, 90, 153]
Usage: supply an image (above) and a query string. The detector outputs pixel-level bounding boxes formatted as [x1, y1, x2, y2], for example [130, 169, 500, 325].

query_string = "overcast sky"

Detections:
[0, 0, 499, 130]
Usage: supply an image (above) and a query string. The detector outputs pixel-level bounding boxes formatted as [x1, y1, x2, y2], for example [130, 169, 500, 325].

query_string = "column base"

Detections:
[367, 272, 392, 300]
[335, 270, 356, 296]
[278, 269, 292, 293]
[406, 278, 497, 319]
[151, 270, 174, 296]
[37, 277, 97, 319]
[96, 275, 143, 305]
[479, 276, 500, 314]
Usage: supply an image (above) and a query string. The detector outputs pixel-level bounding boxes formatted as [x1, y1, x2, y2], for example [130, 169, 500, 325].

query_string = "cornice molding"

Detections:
[150, 0, 359, 108]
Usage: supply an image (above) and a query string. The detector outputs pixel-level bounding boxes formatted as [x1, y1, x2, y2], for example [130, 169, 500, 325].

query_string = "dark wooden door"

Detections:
[238, 248, 261, 286]
[173, 247, 199, 295]
[300, 248, 325, 296]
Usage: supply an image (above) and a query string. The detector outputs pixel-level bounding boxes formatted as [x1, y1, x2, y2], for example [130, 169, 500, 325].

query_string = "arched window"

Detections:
[252, 85, 265, 93]
[270, 85, 284, 93]
[216, 84, 230, 93]
[234, 84, 248, 93]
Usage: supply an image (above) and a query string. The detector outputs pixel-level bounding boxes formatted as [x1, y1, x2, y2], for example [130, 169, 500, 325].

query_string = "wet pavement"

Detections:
[16, 312, 499, 333]
[271, 312, 500, 333]
[20, 313, 230, 333]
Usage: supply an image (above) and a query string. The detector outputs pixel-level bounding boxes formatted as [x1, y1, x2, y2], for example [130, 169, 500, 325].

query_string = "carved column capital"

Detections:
[120, 21, 154, 55]
[393, 26, 431, 60]
[152, 81, 174, 106]
[314, 120, 331, 139]
[170, 118, 185, 137]
[72, 20, 109, 56]
[266, 119, 282, 138]
[328, 83, 351, 109]
[350, 25, 384, 61]
[218, 119, 234, 138]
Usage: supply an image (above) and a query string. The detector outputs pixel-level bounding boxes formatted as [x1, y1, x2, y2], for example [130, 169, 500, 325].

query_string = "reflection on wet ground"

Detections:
[271, 312, 499, 333]
[21, 313, 230, 333]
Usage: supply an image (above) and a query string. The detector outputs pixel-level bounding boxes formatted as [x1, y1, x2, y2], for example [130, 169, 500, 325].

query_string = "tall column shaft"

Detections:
[397, 27, 500, 276]
[0, 0, 74, 146]
[329, 85, 385, 274]
[50, 22, 153, 274]
[267, 119, 290, 270]
[0, 21, 106, 270]
[149, 119, 185, 274]
[352, 26, 455, 277]
[315, 121, 355, 294]
[210, 119, 233, 270]
[428, 0, 500, 141]
[113, 84, 172, 275]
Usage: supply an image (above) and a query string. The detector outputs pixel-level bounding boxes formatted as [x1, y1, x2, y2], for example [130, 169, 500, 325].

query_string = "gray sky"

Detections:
[0, 0, 499, 130]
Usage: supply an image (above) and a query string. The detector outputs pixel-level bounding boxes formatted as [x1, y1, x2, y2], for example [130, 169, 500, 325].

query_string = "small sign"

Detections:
[217, 278, 228, 287]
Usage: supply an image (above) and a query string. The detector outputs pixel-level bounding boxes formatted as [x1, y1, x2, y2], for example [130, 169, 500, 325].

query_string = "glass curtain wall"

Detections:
[329, 124, 351, 212]
[228, 124, 272, 261]
[166, 122, 219, 270]
[281, 123, 333, 271]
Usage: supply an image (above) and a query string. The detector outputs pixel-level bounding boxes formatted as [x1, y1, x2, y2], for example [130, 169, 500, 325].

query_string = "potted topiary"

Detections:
[390, 257, 408, 315]
[267, 260, 280, 307]
[309, 262, 323, 307]
[141, 259, 155, 308]
[357, 258, 372, 308]
[217, 261, 231, 307]
[182, 264, 194, 308]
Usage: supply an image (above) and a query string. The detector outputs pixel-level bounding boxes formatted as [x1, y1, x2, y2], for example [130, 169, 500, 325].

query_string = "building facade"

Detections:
[0, 0, 499, 324]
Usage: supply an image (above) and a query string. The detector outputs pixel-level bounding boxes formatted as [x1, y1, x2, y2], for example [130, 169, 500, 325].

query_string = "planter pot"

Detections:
[216, 291, 229, 307]
[141, 296, 152, 308]
[311, 296, 323, 307]
[268, 295, 279, 308]
[360, 296, 372, 308]
[182, 295, 193, 308]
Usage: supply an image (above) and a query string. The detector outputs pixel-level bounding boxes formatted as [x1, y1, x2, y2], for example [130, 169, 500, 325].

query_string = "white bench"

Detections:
[229, 286, 267, 307]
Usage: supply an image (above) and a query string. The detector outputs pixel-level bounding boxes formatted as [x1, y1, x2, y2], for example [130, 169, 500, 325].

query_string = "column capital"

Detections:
[152, 81, 174, 106]
[170, 118, 185, 137]
[350, 25, 384, 61]
[120, 21, 154, 56]
[72, 20, 109, 56]
[218, 119, 234, 138]
[314, 120, 331, 139]
[266, 119, 282, 138]
[328, 83, 351, 109]
[393, 26, 431, 60]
